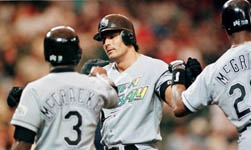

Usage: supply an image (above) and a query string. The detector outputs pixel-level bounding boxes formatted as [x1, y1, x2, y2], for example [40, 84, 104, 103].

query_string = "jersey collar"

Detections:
[50, 67, 75, 73]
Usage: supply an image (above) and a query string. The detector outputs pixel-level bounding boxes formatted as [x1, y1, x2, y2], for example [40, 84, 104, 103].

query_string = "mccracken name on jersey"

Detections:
[40, 87, 102, 120]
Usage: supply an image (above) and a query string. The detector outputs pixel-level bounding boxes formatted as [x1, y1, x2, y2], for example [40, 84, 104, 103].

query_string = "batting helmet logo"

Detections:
[99, 18, 109, 31]
[221, 0, 251, 35]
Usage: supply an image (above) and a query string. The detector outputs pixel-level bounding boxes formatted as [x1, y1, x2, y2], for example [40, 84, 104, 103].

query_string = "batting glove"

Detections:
[7, 86, 24, 108]
[185, 57, 202, 88]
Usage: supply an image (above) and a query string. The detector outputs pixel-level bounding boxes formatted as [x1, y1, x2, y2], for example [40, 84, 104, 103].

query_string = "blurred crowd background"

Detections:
[0, 0, 239, 150]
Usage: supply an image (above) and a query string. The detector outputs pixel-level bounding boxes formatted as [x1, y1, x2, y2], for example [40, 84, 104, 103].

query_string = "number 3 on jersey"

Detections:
[229, 83, 251, 119]
[64, 111, 82, 146]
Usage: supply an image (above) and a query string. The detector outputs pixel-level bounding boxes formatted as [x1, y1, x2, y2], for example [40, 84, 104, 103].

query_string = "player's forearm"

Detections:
[11, 140, 32, 150]
[104, 86, 119, 109]
[164, 86, 172, 106]
[170, 84, 189, 117]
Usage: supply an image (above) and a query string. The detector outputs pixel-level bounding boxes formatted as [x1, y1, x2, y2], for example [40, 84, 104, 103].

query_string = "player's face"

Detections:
[102, 31, 128, 61]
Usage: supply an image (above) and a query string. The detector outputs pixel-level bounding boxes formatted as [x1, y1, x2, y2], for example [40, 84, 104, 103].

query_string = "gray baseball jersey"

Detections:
[11, 71, 118, 150]
[101, 54, 172, 148]
[182, 42, 251, 150]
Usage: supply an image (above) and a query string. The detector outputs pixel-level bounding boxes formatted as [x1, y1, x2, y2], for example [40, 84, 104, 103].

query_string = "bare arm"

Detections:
[170, 84, 191, 117]
[165, 58, 202, 117]
[11, 140, 32, 150]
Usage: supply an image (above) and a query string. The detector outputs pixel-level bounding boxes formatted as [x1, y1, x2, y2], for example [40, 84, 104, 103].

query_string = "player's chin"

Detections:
[107, 53, 117, 60]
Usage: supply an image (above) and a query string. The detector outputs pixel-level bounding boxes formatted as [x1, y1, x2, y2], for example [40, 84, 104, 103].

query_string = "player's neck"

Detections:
[50, 65, 76, 71]
[231, 31, 251, 48]
[115, 49, 140, 72]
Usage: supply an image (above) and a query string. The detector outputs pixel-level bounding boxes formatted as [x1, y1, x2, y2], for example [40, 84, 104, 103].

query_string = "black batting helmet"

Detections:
[44, 26, 82, 66]
[222, 0, 251, 35]
[93, 14, 139, 51]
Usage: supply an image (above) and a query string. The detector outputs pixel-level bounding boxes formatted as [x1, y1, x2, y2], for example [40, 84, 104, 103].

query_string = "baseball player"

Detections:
[91, 14, 200, 150]
[7, 61, 111, 150]
[168, 0, 251, 150]
[10, 26, 118, 150]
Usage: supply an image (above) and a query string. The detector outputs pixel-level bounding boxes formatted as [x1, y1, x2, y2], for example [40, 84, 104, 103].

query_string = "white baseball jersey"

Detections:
[11, 71, 118, 150]
[101, 54, 172, 148]
[182, 42, 251, 132]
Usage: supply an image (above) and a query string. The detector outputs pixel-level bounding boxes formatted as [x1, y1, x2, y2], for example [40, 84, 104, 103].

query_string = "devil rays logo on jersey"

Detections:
[117, 76, 149, 106]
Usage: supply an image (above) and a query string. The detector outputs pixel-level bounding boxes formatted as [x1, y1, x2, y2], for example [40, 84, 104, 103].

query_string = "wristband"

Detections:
[172, 69, 186, 86]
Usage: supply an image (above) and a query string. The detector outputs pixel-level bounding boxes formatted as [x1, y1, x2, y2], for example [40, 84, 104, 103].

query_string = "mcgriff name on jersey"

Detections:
[216, 52, 251, 86]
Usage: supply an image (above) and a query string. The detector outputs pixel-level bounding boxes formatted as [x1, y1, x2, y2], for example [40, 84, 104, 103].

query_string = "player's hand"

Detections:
[90, 66, 118, 93]
[185, 57, 202, 87]
[170, 60, 186, 86]
[90, 66, 107, 76]
[169, 60, 185, 72]
[7, 87, 24, 108]
[81, 59, 110, 75]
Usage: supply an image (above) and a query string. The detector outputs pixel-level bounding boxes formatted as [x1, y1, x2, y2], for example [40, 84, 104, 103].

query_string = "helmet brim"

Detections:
[93, 33, 102, 41]
[93, 28, 127, 42]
